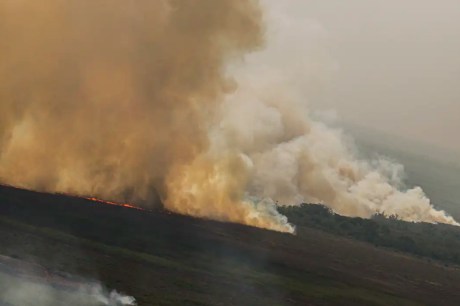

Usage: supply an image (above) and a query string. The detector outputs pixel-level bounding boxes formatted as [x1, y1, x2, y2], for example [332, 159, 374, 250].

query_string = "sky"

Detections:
[258, 0, 460, 156]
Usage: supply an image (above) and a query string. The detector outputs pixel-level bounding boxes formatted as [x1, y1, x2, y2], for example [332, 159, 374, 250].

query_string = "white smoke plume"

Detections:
[213, 84, 458, 225]
[210, 1, 458, 226]
[0, 271, 136, 306]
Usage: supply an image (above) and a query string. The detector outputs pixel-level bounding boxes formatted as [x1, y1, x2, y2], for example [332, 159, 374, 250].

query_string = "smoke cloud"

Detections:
[215, 82, 458, 225]
[0, 271, 136, 306]
[0, 0, 456, 232]
[0, 0, 293, 232]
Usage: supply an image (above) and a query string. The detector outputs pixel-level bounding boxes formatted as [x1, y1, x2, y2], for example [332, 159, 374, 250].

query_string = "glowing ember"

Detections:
[85, 197, 145, 211]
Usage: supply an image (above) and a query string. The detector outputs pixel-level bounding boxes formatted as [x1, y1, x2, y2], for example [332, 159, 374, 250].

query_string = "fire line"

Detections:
[84, 197, 145, 211]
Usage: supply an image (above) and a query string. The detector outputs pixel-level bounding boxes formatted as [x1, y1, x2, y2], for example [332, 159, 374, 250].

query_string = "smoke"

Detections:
[213, 84, 458, 225]
[0, 271, 136, 306]
[0, 254, 135, 306]
[211, 0, 458, 226]
[0, 0, 456, 232]
[0, 0, 293, 232]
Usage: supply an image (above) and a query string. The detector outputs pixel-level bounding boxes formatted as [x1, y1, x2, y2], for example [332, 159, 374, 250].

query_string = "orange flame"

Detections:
[84, 197, 145, 211]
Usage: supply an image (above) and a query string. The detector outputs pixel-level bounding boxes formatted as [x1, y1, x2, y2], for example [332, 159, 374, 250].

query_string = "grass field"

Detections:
[1, 185, 460, 305]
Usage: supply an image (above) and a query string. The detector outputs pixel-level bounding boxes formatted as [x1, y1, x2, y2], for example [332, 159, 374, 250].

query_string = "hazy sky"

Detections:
[259, 0, 460, 155]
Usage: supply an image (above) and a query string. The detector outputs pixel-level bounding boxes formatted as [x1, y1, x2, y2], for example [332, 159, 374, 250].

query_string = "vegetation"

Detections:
[280, 204, 460, 264]
[1, 185, 460, 305]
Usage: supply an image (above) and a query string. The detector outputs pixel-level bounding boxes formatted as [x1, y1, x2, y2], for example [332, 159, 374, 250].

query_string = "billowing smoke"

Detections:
[210, 0, 458, 226]
[0, 0, 456, 233]
[214, 83, 458, 225]
[0, 0, 293, 232]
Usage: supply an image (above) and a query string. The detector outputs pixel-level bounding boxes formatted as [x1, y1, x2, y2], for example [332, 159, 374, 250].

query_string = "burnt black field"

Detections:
[1, 185, 460, 305]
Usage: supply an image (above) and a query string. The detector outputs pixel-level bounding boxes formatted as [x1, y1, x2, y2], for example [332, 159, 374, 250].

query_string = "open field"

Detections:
[1, 185, 460, 305]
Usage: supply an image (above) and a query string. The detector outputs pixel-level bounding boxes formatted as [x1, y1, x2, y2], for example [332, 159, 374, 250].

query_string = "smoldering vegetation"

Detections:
[0, 254, 137, 306]
[0, 270, 136, 306]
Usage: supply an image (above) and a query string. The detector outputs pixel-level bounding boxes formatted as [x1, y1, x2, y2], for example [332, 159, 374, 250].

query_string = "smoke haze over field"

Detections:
[0, 0, 457, 231]
[0, 270, 136, 306]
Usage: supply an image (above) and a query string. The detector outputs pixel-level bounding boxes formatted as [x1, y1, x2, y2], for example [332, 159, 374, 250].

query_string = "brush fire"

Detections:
[0, 0, 456, 236]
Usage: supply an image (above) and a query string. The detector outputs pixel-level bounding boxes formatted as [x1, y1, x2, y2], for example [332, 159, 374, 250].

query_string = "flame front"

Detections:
[164, 154, 295, 233]
[85, 197, 145, 211]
